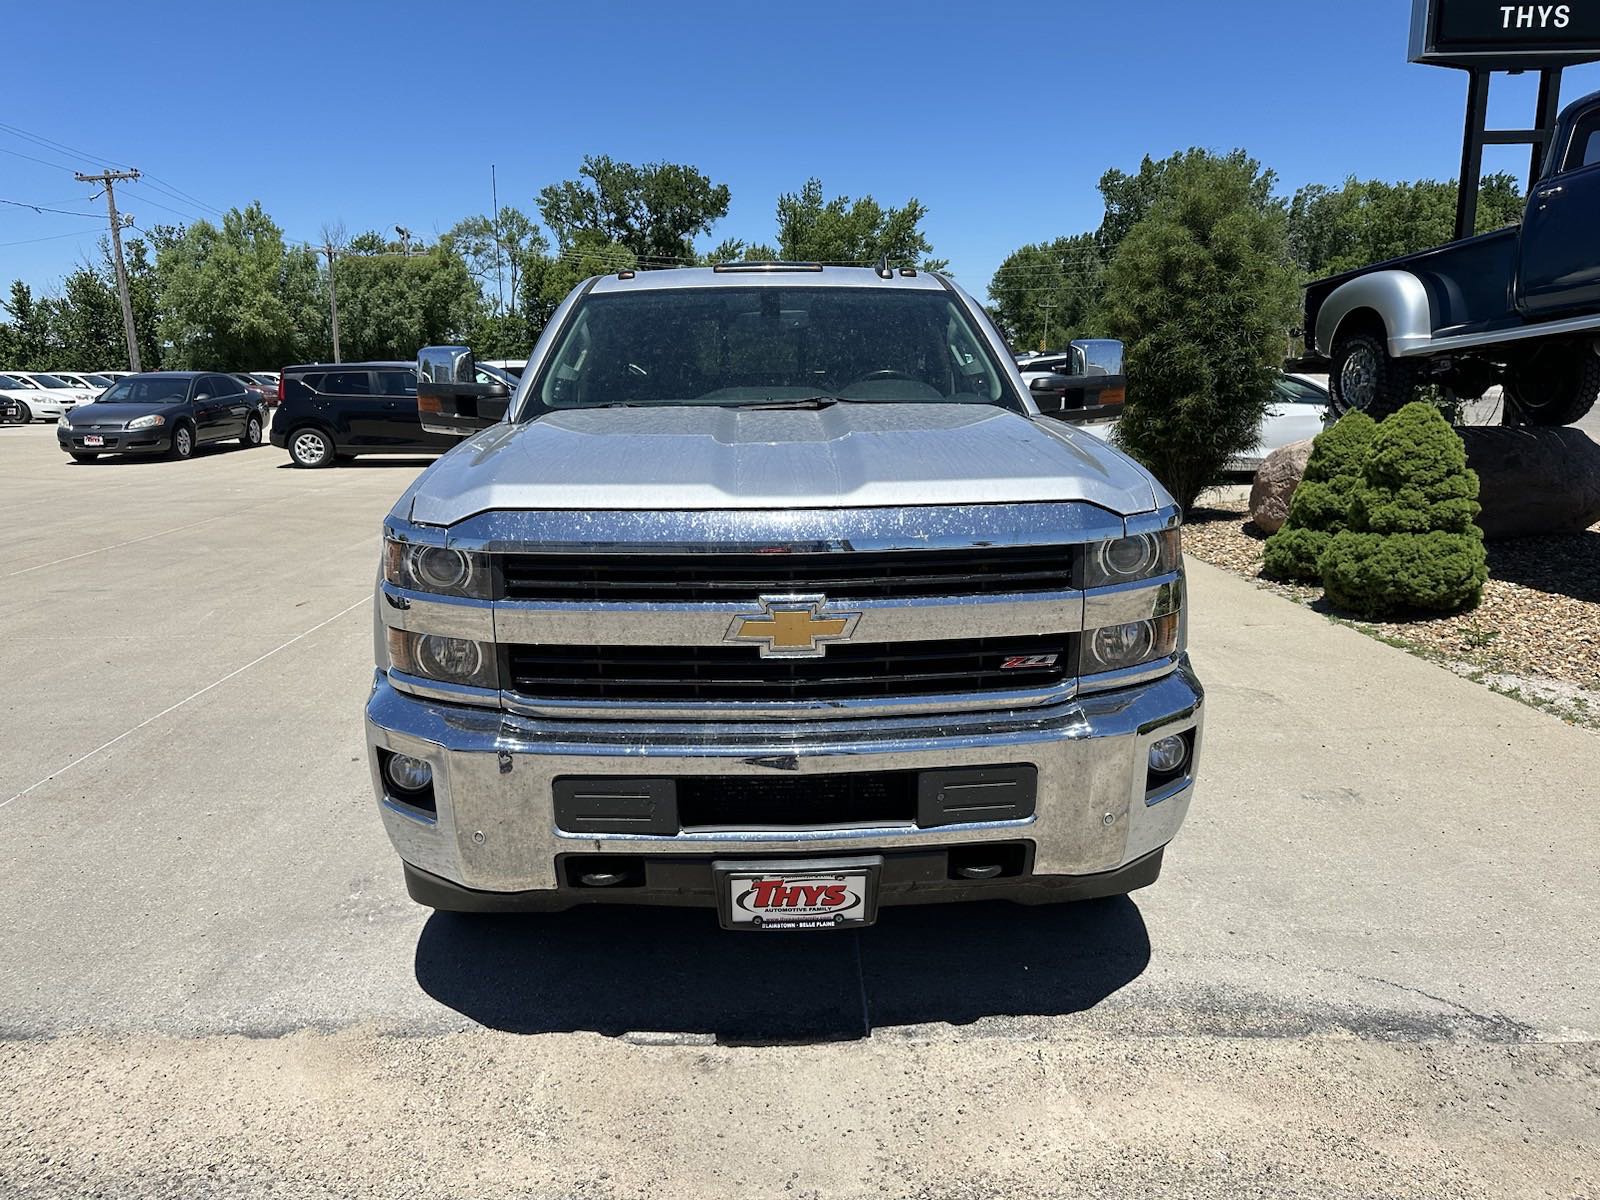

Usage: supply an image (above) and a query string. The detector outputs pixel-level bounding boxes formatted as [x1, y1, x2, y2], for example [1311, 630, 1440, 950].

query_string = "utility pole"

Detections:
[76, 168, 142, 372]
[323, 244, 342, 363]
[491, 163, 505, 314]
[1038, 302, 1056, 354]
[394, 225, 412, 257]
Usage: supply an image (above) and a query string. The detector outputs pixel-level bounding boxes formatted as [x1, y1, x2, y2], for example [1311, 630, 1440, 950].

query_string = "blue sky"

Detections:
[5, 0, 1600, 300]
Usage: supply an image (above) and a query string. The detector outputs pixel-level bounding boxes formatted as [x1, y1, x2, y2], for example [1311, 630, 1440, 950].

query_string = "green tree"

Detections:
[1320, 403, 1487, 616]
[767, 178, 946, 270]
[1101, 152, 1300, 512]
[518, 234, 637, 343]
[1096, 149, 1279, 260]
[1287, 174, 1524, 278]
[334, 245, 483, 361]
[0, 281, 52, 368]
[49, 263, 124, 370]
[156, 203, 325, 369]
[987, 234, 1102, 351]
[446, 207, 547, 313]
[537, 156, 730, 263]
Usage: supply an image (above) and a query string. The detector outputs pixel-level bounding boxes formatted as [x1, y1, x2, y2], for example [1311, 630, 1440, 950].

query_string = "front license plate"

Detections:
[715, 857, 882, 931]
[82, 435, 104, 446]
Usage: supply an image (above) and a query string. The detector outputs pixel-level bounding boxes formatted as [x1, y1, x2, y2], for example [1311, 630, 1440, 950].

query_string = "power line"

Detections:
[0, 121, 131, 171]
[0, 198, 103, 219]
[0, 229, 100, 248]
[0, 143, 81, 174]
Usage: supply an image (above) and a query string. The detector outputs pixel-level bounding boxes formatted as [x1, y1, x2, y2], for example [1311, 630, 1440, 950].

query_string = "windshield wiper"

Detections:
[726, 396, 848, 411]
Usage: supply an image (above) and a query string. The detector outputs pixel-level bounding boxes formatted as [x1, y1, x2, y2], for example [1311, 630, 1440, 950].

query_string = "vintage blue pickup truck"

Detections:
[1304, 88, 1600, 425]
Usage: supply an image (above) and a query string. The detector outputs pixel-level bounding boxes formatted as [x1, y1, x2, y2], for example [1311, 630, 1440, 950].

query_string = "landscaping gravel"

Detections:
[1183, 490, 1600, 725]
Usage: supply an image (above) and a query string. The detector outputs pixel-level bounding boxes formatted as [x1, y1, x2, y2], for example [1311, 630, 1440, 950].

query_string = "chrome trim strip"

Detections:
[555, 812, 1038, 848]
[1082, 574, 1182, 628]
[1399, 310, 1600, 356]
[1076, 654, 1181, 696]
[491, 589, 1084, 647]
[499, 679, 1078, 723]
[387, 668, 501, 709]
[1144, 778, 1191, 808]
[427, 502, 1128, 554]
[378, 584, 496, 641]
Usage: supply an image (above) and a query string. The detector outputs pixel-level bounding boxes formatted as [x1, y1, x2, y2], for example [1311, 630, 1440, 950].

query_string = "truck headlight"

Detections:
[1081, 613, 1181, 675]
[383, 537, 493, 598]
[1084, 529, 1180, 588]
[386, 629, 499, 689]
[127, 414, 165, 430]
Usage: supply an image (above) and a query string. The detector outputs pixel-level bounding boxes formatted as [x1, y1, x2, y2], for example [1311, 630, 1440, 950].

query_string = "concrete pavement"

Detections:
[0, 421, 1595, 1198]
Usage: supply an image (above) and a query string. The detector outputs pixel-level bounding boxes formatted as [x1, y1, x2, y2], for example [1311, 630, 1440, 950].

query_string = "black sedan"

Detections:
[57, 372, 266, 462]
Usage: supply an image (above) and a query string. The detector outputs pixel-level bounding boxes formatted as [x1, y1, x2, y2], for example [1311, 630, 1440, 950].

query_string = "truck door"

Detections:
[1518, 101, 1600, 317]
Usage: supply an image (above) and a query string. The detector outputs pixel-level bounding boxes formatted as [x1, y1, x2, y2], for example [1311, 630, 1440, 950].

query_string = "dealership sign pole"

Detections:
[1410, 0, 1600, 239]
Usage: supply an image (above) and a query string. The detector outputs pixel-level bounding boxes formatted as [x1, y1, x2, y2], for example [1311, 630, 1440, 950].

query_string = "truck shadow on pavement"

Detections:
[413, 897, 1149, 1044]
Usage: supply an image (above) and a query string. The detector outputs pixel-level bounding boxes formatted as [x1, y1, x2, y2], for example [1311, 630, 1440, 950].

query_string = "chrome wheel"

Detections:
[174, 426, 193, 458]
[1339, 344, 1379, 411]
[291, 429, 329, 467]
[245, 417, 262, 445]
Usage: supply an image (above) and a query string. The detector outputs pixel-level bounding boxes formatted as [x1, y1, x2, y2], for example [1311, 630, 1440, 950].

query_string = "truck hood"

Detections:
[406, 404, 1159, 525]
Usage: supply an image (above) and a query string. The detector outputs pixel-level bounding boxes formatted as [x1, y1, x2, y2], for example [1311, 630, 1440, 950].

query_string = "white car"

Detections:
[55, 372, 115, 394]
[5, 372, 97, 409]
[1227, 374, 1332, 472]
[0, 373, 76, 421]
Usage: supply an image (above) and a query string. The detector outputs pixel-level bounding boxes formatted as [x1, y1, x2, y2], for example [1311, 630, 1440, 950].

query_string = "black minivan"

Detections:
[270, 362, 459, 467]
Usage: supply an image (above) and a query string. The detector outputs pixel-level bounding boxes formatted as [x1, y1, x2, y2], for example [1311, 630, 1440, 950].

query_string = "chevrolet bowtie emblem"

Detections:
[727, 595, 862, 658]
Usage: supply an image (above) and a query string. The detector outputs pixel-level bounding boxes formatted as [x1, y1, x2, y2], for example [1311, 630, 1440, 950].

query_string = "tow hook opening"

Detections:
[946, 844, 1027, 883]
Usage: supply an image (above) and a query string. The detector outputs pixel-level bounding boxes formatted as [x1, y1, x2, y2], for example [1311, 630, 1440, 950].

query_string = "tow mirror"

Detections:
[417, 346, 510, 436]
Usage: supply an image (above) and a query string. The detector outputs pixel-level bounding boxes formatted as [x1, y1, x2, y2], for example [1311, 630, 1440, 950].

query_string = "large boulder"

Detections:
[1457, 427, 1600, 539]
[1247, 439, 1314, 533]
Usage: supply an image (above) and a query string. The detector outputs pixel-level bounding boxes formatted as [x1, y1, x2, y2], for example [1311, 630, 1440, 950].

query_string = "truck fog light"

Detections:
[1148, 735, 1189, 775]
[385, 753, 433, 793]
[419, 634, 483, 681]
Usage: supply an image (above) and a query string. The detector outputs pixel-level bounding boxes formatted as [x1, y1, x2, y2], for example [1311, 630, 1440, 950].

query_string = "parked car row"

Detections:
[0, 372, 102, 422]
[30, 362, 512, 468]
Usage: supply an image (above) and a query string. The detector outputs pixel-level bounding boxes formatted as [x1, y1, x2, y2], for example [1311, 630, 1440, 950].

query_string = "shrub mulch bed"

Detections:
[1184, 490, 1600, 728]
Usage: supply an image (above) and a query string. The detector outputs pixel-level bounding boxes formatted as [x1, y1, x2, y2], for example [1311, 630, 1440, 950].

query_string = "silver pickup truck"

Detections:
[365, 263, 1203, 931]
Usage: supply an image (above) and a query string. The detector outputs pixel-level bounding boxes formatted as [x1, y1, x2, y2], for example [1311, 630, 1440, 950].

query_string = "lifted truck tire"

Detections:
[1329, 329, 1421, 420]
[1503, 342, 1600, 427]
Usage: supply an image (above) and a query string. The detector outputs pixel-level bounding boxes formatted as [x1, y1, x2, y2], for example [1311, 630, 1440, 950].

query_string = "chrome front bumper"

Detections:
[365, 658, 1204, 897]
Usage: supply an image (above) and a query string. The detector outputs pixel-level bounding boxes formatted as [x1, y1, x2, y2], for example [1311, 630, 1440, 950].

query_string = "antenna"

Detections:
[874, 253, 893, 279]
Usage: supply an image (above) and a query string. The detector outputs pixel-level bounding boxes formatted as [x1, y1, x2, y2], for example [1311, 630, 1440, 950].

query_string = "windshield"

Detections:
[0, 374, 25, 389]
[29, 374, 72, 389]
[101, 377, 190, 405]
[82, 374, 112, 386]
[1274, 376, 1329, 405]
[526, 286, 1019, 415]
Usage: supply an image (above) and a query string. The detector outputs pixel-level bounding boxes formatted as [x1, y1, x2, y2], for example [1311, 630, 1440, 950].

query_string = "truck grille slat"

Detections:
[506, 635, 1072, 703]
[500, 547, 1075, 602]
